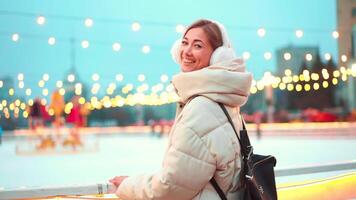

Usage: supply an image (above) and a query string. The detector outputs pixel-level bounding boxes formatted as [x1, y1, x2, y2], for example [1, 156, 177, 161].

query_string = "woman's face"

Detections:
[179, 27, 214, 72]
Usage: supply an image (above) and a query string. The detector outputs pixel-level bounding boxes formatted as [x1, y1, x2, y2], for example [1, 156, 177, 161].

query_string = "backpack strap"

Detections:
[210, 103, 250, 200]
[210, 178, 228, 200]
[217, 103, 249, 157]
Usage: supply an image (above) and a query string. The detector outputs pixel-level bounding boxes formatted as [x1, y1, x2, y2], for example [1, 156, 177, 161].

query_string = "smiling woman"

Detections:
[178, 20, 224, 72]
[110, 19, 253, 200]
[179, 27, 214, 72]
[171, 19, 237, 72]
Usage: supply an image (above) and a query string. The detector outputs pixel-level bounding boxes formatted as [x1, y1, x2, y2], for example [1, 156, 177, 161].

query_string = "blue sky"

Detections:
[0, 0, 337, 98]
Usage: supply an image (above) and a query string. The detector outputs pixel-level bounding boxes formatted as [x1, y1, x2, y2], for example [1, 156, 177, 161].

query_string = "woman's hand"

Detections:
[109, 176, 129, 187]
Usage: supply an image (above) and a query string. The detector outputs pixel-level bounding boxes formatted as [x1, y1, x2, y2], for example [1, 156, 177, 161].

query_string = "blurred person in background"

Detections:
[50, 90, 65, 138]
[28, 98, 43, 130]
[63, 96, 83, 149]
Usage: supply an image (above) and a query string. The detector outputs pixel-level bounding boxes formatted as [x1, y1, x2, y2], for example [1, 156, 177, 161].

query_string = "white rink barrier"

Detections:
[0, 160, 356, 199]
[0, 183, 116, 199]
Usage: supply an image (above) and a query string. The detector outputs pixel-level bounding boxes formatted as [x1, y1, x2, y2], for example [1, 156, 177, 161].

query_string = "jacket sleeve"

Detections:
[116, 123, 216, 200]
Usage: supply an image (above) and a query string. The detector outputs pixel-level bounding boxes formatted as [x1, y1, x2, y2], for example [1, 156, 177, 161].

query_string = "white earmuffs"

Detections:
[170, 20, 236, 65]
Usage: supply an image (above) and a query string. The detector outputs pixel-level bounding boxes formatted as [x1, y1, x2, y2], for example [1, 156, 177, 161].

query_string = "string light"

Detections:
[142, 45, 150, 54]
[20, 103, 26, 110]
[138, 74, 145, 82]
[75, 83, 82, 89]
[279, 83, 286, 90]
[322, 81, 329, 88]
[313, 82, 320, 90]
[42, 88, 49, 96]
[48, 37, 56, 45]
[112, 42, 121, 52]
[257, 81, 265, 90]
[296, 84, 302, 92]
[341, 55, 347, 62]
[115, 74, 124, 82]
[67, 74, 75, 82]
[0, 63, 354, 114]
[311, 73, 319, 81]
[17, 73, 24, 81]
[18, 81, 24, 88]
[14, 100, 22, 107]
[284, 69, 292, 76]
[56, 80, 63, 88]
[305, 53, 313, 61]
[257, 28, 266, 37]
[332, 31, 339, 39]
[81, 40, 89, 48]
[48, 109, 54, 116]
[324, 53, 331, 61]
[23, 111, 28, 118]
[2, 32, 337, 68]
[84, 18, 94, 27]
[9, 88, 14, 96]
[283, 52, 292, 61]
[287, 84, 294, 91]
[59, 88, 65, 95]
[342, 74, 348, 81]
[295, 30, 304, 38]
[79, 97, 86, 104]
[38, 80, 45, 87]
[131, 22, 141, 31]
[36, 16, 46, 25]
[9, 103, 15, 110]
[304, 84, 311, 91]
[42, 73, 49, 81]
[332, 78, 338, 85]
[92, 73, 100, 81]
[160, 74, 169, 82]
[264, 52, 272, 60]
[12, 33, 19, 42]
[25, 88, 31, 96]
[28, 99, 33, 106]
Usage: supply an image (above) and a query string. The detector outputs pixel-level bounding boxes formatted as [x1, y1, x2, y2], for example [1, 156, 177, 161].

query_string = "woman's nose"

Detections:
[182, 45, 193, 56]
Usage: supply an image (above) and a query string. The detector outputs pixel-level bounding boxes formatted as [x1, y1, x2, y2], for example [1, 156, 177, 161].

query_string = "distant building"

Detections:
[275, 46, 319, 111]
[337, 0, 356, 61]
[337, 0, 356, 110]
[276, 45, 319, 76]
[0, 76, 14, 101]
[275, 46, 338, 111]
[0, 76, 27, 129]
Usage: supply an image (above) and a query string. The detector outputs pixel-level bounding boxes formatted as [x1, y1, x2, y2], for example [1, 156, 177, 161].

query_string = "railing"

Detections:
[275, 160, 356, 176]
[1, 160, 356, 199]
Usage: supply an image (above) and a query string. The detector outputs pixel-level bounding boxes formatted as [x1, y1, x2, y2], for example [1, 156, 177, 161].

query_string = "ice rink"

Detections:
[1, 130, 356, 189]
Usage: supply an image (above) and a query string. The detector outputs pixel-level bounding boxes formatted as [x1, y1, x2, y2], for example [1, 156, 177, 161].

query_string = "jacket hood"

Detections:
[172, 58, 253, 107]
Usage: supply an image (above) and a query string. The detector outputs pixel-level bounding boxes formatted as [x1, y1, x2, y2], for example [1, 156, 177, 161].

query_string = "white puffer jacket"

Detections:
[116, 58, 253, 200]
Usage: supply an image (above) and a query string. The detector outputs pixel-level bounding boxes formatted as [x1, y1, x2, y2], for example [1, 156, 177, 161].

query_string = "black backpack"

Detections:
[210, 103, 277, 200]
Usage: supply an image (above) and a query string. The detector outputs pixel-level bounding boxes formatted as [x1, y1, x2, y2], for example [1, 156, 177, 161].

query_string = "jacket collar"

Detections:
[172, 58, 253, 107]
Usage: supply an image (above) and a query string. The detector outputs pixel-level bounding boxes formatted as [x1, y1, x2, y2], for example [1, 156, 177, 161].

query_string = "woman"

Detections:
[110, 19, 253, 200]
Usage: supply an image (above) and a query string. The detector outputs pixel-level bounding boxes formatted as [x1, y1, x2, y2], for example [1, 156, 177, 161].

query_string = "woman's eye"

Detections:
[181, 41, 188, 45]
[194, 44, 202, 48]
